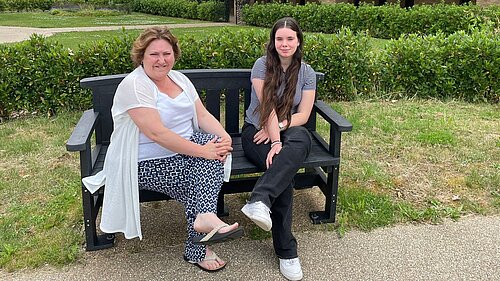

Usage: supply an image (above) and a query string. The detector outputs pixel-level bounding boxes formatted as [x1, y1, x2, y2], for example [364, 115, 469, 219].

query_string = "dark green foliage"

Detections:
[178, 28, 373, 101]
[131, 0, 226, 22]
[0, 28, 372, 117]
[304, 28, 373, 101]
[75, 31, 135, 78]
[0, 28, 498, 118]
[197, 0, 226, 22]
[0, 0, 6, 11]
[0, 35, 78, 116]
[2, 0, 226, 20]
[243, 3, 500, 39]
[3, 0, 54, 11]
[177, 28, 267, 69]
[0, 32, 135, 117]
[379, 27, 499, 102]
[241, 2, 296, 28]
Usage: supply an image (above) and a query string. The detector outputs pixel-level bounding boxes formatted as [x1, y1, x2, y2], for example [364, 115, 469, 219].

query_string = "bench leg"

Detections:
[309, 165, 339, 224]
[217, 192, 229, 217]
[82, 186, 115, 251]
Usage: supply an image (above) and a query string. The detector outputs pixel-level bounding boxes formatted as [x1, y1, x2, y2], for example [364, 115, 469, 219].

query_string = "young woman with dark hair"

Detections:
[240, 17, 316, 281]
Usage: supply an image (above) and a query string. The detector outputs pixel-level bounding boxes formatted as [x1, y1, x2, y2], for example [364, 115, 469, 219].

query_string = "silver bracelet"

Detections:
[270, 141, 282, 148]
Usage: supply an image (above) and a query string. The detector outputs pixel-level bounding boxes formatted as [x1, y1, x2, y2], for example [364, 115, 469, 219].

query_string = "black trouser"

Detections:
[241, 123, 312, 259]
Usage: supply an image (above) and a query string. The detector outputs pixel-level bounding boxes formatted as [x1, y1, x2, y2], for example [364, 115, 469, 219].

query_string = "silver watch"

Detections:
[278, 122, 285, 131]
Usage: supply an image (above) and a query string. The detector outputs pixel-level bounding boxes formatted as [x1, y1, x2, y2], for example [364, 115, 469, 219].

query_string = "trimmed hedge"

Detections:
[0, 35, 80, 116]
[1, 0, 227, 22]
[304, 28, 373, 101]
[379, 28, 500, 102]
[0, 0, 54, 11]
[242, 3, 500, 39]
[0, 28, 498, 118]
[0, 28, 372, 116]
[131, 0, 227, 22]
[0, 33, 135, 116]
[197, 0, 226, 22]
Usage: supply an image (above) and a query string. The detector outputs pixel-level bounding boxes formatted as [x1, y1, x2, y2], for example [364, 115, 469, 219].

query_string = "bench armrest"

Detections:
[314, 100, 352, 132]
[66, 109, 99, 152]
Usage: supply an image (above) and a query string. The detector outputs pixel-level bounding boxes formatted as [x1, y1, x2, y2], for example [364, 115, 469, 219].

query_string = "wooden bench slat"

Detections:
[92, 136, 338, 176]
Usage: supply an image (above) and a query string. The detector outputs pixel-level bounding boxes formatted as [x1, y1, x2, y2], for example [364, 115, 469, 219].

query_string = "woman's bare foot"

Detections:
[197, 248, 226, 271]
[193, 213, 239, 234]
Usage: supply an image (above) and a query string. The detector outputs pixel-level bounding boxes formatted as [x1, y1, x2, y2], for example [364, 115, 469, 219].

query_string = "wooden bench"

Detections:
[66, 69, 352, 251]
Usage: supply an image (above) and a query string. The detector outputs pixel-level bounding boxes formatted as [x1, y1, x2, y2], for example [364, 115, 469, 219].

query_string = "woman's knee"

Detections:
[284, 126, 312, 146]
[196, 158, 224, 176]
[191, 131, 217, 145]
[241, 125, 269, 170]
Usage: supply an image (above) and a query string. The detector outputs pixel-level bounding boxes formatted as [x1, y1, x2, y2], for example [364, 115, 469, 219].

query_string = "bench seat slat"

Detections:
[91, 135, 338, 176]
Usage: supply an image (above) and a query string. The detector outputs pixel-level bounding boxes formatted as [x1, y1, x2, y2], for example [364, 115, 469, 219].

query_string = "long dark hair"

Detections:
[258, 17, 304, 129]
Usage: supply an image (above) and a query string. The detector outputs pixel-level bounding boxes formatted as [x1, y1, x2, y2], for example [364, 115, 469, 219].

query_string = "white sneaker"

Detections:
[279, 258, 303, 281]
[241, 201, 272, 231]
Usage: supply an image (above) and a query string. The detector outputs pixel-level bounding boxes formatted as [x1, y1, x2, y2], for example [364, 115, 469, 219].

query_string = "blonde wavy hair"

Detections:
[130, 26, 181, 68]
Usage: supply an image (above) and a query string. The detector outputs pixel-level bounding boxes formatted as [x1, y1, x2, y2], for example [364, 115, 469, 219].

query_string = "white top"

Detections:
[81, 66, 231, 240]
[138, 91, 194, 161]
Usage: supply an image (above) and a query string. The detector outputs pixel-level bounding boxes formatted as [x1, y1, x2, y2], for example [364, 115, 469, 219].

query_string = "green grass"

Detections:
[318, 100, 499, 233]
[0, 11, 202, 28]
[46, 26, 260, 50]
[0, 111, 83, 271]
[1, 101, 498, 271]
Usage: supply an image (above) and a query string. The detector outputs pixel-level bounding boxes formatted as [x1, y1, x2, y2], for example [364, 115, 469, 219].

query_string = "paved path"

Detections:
[1, 215, 499, 281]
[0, 23, 232, 43]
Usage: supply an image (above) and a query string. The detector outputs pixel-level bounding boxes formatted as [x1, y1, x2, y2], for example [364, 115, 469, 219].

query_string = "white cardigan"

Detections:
[82, 67, 231, 239]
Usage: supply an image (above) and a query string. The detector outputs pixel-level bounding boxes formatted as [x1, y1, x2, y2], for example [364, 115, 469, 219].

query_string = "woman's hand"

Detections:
[266, 142, 282, 168]
[217, 135, 233, 163]
[203, 137, 233, 161]
[253, 128, 270, 144]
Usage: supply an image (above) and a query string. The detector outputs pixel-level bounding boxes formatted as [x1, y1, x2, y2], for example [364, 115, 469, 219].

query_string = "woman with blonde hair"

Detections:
[82, 26, 243, 272]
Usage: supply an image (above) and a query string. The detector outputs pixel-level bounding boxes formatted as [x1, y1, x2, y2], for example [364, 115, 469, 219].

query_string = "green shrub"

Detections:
[353, 3, 404, 39]
[0, 35, 79, 116]
[379, 28, 499, 102]
[243, 3, 500, 39]
[74, 32, 135, 78]
[304, 28, 373, 101]
[52, 0, 134, 7]
[0, 28, 498, 118]
[0, 32, 135, 117]
[181, 0, 198, 19]
[4, 0, 54, 11]
[0, 28, 371, 117]
[197, 0, 226, 22]
[131, 0, 226, 21]
[0, 0, 7, 11]
[241, 2, 295, 28]
[177, 28, 267, 69]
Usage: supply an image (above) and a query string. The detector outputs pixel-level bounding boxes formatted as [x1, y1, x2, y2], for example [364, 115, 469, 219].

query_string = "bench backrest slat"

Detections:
[80, 69, 323, 144]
